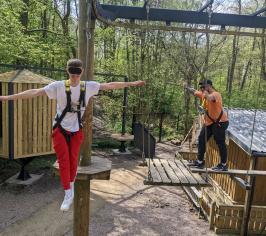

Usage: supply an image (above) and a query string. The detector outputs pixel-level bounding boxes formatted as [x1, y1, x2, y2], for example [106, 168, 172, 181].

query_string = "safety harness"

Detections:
[206, 110, 224, 127]
[53, 80, 86, 143]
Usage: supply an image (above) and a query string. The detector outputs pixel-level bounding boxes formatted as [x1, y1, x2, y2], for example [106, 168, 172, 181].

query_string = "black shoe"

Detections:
[212, 163, 228, 171]
[187, 160, 205, 169]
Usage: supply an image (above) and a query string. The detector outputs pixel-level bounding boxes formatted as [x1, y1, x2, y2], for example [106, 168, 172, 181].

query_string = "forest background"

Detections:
[1, 0, 266, 141]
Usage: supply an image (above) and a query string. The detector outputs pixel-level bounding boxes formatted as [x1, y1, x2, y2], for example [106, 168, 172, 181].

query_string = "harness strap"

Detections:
[206, 110, 224, 125]
[58, 124, 76, 144]
[53, 80, 86, 131]
[53, 80, 71, 130]
[77, 81, 86, 129]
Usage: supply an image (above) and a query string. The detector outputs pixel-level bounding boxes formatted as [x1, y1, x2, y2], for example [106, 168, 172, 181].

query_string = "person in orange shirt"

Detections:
[185, 80, 229, 171]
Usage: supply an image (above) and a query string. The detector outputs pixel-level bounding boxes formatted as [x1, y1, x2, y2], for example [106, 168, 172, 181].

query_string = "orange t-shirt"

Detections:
[194, 91, 228, 126]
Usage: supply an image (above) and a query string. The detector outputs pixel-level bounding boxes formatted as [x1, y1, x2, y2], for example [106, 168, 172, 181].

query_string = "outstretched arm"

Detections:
[0, 88, 46, 101]
[185, 86, 196, 95]
[99, 80, 145, 91]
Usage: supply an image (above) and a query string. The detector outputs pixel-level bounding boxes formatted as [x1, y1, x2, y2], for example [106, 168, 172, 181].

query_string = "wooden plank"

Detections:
[14, 151, 54, 159]
[183, 186, 200, 208]
[27, 83, 33, 154]
[13, 83, 18, 157]
[17, 83, 23, 157]
[37, 88, 43, 153]
[145, 159, 162, 184]
[189, 167, 266, 176]
[159, 159, 180, 184]
[32, 84, 38, 153]
[2, 83, 8, 157]
[181, 159, 208, 185]
[153, 158, 171, 184]
[209, 202, 216, 230]
[168, 160, 189, 184]
[42, 93, 47, 152]
[175, 160, 198, 185]
[22, 83, 28, 155]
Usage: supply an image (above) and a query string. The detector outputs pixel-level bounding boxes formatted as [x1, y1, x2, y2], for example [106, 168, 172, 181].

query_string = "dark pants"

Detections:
[198, 121, 229, 164]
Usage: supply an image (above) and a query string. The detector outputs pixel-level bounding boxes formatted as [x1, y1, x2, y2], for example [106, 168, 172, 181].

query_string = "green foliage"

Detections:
[1, 0, 266, 141]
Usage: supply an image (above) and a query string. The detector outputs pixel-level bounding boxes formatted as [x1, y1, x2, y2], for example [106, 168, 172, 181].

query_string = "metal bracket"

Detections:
[232, 176, 251, 190]
[251, 7, 266, 16]
[198, 0, 214, 12]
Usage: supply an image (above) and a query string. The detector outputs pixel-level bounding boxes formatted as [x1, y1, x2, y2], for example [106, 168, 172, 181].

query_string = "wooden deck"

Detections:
[144, 158, 210, 186]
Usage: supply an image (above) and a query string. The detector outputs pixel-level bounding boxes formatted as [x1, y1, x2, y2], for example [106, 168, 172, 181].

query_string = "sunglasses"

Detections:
[68, 67, 82, 75]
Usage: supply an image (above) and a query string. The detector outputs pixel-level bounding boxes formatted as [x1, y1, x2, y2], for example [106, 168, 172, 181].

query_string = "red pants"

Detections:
[52, 127, 84, 190]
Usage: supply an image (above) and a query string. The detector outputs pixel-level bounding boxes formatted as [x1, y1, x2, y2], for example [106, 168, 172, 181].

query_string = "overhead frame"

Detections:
[92, 0, 266, 37]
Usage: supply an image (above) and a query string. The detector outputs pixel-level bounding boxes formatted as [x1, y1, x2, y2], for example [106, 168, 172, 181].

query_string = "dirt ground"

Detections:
[0, 143, 218, 236]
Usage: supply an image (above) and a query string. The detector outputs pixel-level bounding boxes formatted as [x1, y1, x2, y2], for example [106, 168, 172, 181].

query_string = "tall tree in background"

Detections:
[227, 0, 241, 94]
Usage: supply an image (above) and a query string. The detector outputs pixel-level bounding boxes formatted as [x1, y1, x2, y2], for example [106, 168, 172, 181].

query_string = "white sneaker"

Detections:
[60, 189, 73, 211]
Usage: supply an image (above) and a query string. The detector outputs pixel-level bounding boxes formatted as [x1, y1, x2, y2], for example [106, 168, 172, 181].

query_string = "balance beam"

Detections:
[189, 168, 266, 176]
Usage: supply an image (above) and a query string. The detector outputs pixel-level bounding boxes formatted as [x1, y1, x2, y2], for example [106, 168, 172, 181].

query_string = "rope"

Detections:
[247, 63, 263, 177]
[203, 4, 213, 181]
[145, 1, 153, 182]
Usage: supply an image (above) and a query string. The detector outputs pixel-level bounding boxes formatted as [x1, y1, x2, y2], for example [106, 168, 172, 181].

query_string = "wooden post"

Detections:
[209, 201, 216, 230]
[241, 156, 257, 236]
[73, 180, 90, 236]
[79, 18, 96, 166]
[158, 113, 164, 143]
[74, 0, 93, 235]
[78, 0, 95, 166]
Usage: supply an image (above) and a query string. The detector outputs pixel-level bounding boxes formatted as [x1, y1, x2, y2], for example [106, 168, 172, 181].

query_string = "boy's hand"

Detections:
[0, 96, 8, 101]
[131, 80, 145, 87]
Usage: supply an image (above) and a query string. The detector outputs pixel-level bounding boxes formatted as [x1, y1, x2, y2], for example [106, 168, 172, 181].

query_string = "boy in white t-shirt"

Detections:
[0, 58, 145, 211]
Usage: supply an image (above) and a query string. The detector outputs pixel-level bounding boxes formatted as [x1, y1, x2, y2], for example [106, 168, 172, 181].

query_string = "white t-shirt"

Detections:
[44, 80, 100, 132]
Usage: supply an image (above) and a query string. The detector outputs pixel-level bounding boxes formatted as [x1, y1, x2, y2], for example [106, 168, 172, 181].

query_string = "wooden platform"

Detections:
[144, 158, 210, 186]
[53, 156, 112, 181]
[111, 133, 134, 142]
[189, 166, 266, 176]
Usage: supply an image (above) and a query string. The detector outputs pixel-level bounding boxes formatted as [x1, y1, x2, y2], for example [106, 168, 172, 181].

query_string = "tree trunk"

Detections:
[240, 60, 252, 90]
[54, 0, 72, 58]
[226, 0, 241, 94]
[20, 0, 29, 30]
[227, 35, 240, 94]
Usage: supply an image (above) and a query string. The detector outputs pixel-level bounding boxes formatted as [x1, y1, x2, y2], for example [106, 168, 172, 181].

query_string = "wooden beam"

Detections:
[93, 5, 266, 38]
[189, 167, 266, 176]
[98, 3, 266, 29]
